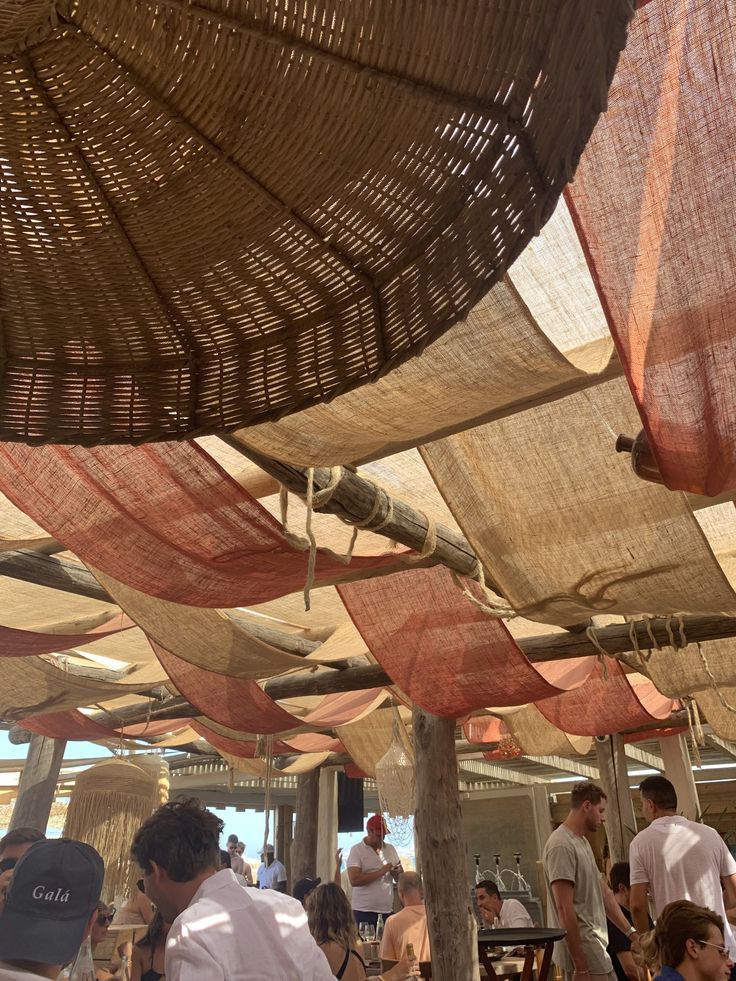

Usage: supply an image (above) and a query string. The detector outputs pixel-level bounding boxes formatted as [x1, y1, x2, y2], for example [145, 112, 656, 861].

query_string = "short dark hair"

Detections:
[639, 775, 677, 811]
[227, 833, 238, 845]
[0, 827, 45, 856]
[131, 797, 223, 882]
[570, 781, 607, 808]
[476, 879, 500, 899]
[609, 862, 630, 893]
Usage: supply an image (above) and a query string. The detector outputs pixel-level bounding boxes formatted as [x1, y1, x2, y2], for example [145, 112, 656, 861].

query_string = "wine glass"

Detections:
[363, 923, 376, 943]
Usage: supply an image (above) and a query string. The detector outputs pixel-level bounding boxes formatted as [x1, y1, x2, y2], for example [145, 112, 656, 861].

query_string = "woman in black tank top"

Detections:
[131, 911, 169, 981]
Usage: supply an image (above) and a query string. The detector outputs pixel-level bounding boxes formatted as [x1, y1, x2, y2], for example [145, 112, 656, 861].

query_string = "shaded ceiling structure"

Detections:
[0, 0, 733, 855]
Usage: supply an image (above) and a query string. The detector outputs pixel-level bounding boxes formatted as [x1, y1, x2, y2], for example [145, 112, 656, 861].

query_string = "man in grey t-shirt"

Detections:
[543, 782, 638, 981]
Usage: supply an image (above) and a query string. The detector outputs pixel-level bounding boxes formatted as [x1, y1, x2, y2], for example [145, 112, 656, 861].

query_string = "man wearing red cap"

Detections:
[346, 814, 402, 931]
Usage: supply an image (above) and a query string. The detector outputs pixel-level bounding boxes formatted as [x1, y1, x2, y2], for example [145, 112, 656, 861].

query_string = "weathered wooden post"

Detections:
[659, 733, 699, 820]
[9, 733, 66, 832]
[276, 804, 294, 886]
[594, 734, 637, 864]
[412, 704, 479, 981]
[291, 770, 320, 880]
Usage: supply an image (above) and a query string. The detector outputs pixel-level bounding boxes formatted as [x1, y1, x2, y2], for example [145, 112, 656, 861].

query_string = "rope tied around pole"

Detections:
[451, 559, 517, 621]
[260, 734, 274, 859]
[585, 624, 610, 680]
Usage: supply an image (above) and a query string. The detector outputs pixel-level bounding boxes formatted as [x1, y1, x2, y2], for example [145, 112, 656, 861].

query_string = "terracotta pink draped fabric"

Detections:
[0, 614, 132, 657]
[191, 721, 258, 758]
[339, 566, 595, 717]
[0, 441, 405, 607]
[567, 0, 736, 494]
[535, 661, 675, 736]
[23, 710, 193, 741]
[152, 639, 385, 733]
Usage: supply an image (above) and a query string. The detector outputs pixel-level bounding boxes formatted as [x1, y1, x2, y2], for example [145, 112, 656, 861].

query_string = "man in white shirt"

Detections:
[475, 880, 534, 928]
[629, 774, 736, 959]
[347, 814, 402, 931]
[0, 838, 104, 981]
[131, 797, 333, 980]
[256, 844, 287, 892]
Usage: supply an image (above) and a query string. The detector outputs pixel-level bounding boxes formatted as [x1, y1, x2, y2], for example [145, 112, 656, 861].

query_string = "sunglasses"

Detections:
[97, 906, 116, 926]
[695, 940, 729, 959]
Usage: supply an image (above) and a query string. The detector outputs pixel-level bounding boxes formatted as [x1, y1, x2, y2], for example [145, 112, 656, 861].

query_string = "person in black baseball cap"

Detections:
[0, 838, 104, 980]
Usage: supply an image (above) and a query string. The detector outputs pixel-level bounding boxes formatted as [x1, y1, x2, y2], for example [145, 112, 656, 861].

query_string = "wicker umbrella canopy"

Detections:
[0, 0, 632, 444]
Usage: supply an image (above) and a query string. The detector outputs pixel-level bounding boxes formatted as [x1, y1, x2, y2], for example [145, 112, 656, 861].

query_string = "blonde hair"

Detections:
[307, 883, 359, 950]
[640, 900, 724, 972]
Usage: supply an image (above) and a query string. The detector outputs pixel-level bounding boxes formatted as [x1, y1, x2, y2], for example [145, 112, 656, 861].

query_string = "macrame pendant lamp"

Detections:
[62, 758, 157, 902]
[375, 708, 415, 849]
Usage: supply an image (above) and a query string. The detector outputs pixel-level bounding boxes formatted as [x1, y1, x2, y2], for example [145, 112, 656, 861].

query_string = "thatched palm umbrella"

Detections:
[0, 0, 632, 444]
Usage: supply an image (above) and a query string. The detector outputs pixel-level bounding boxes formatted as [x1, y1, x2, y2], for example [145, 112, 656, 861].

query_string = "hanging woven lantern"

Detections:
[0, 0, 633, 444]
[62, 758, 157, 902]
[375, 710, 415, 849]
[130, 753, 170, 809]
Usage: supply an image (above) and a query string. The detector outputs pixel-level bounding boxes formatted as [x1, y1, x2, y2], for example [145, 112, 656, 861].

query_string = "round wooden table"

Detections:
[477, 927, 566, 981]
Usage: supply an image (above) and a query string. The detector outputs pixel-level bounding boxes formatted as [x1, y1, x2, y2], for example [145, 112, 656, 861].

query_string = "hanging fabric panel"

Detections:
[92, 568, 323, 678]
[0, 611, 131, 658]
[535, 661, 674, 736]
[501, 705, 593, 757]
[235, 194, 616, 469]
[422, 377, 736, 626]
[23, 710, 120, 740]
[567, 0, 736, 495]
[152, 641, 304, 734]
[339, 565, 595, 717]
[337, 707, 413, 779]
[642, 638, 736, 698]
[0, 441, 406, 608]
[0, 655, 166, 720]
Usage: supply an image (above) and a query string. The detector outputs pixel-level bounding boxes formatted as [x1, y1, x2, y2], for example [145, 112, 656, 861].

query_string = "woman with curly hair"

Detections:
[307, 883, 418, 980]
[640, 900, 733, 981]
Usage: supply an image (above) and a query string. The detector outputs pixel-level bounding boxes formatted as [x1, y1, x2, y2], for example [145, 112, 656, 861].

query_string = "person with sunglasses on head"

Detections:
[640, 900, 733, 981]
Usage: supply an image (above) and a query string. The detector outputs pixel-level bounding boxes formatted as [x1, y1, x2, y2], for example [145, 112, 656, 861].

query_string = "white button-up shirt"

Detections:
[165, 869, 334, 980]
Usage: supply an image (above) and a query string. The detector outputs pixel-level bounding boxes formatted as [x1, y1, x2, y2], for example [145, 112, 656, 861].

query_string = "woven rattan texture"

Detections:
[0, 0, 631, 442]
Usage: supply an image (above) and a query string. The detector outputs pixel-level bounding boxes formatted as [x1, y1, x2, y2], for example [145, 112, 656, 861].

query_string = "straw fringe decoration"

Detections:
[63, 758, 158, 903]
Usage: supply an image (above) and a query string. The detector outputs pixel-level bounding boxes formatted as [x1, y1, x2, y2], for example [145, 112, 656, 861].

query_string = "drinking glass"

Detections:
[363, 924, 376, 943]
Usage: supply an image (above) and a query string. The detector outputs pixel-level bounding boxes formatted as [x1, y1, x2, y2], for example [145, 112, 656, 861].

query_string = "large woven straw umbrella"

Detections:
[0, 0, 632, 444]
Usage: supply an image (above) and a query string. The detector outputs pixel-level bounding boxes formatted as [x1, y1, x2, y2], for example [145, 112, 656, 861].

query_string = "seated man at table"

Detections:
[380, 872, 430, 972]
[476, 880, 534, 929]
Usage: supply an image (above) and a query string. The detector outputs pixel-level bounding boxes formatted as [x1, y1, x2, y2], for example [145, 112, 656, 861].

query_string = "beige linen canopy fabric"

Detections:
[504, 705, 593, 758]
[336, 707, 413, 779]
[0, 654, 165, 719]
[234, 202, 616, 468]
[0, 0, 631, 443]
[91, 567, 327, 678]
[422, 377, 736, 626]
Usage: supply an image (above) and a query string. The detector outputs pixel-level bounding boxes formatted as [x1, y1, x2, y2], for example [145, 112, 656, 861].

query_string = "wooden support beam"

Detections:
[594, 735, 637, 864]
[659, 733, 699, 821]
[413, 704, 480, 981]
[291, 770, 320, 880]
[9, 733, 67, 833]
[705, 734, 736, 761]
[262, 615, 736, 700]
[222, 437, 499, 590]
[458, 758, 538, 786]
[624, 745, 663, 771]
[523, 755, 600, 781]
